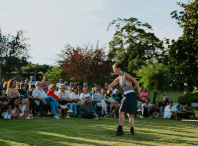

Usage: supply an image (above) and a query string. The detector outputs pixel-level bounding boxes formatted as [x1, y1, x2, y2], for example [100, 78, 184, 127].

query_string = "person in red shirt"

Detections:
[47, 84, 73, 118]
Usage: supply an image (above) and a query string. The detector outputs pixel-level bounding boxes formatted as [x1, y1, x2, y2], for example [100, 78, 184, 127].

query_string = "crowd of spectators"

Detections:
[0, 76, 197, 120]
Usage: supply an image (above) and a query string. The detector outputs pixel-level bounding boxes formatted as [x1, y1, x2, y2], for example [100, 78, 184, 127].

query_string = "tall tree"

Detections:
[169, 0, 198, 91]
[0, 30, 30, 76]
[107, 17, 165, 76]
[59, 46, 114, 87]
[136, 63, 171, 103]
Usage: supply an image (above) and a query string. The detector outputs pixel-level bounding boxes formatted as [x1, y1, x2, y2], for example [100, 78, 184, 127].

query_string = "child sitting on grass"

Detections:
[105, 94, 120, 118]
[4, 97, 24, 120]
[20, 98, 33, 119]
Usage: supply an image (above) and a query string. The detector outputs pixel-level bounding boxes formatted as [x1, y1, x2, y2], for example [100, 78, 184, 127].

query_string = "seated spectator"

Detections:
[80, 94, 99, 119]
[20, 98, 33, 119]
[56, 78, 63, 89]
[54, 87, 59, 96]
[58, 85, 76, 116]
[64, 81, 69, 90]
[6, 79, 20, 99]
[66, 87, 71, 96]
[142, 98, 154, 118]
[89, 87, 95, 97]
[80, 87, 90, 100]
[47, 84, 73, 118]
[41, 75, 50, 93]
[119, 87, 124, 96]
[32, 81, 67, 119]
[27, 84, 36, 115]
[161, 100, 166, 115]
[0, 88, 8, 116]
[69, 87, 81, 116]
[163, 92, 169, 105]
[18, 84, 27, 98]
[74, 82, 78, 87]
[19, 78, 25, 86]
[182, 103, 197, 120]
[0, 77, 6, 90]
[105, 94, 120, 118]
[137, 99, 144, 118]
[83, 82, 88, 88]
[174, 102, 187, 119]
[4, 97, 24, 120]
[164, 101, 177, 119]
[153, 101, 163, 117]
[29, 76, 36, 85]
[25, 79, 29, 91]
[112, 89, 122, 103]
[92, 86, 107, 116]
[70, 82, 74, 89]
[70, 87, 83, 106]
[141, 88, 148, 102]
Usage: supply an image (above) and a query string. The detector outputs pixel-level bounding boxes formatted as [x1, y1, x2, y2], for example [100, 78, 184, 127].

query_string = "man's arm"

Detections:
[35, 96, 47, 105]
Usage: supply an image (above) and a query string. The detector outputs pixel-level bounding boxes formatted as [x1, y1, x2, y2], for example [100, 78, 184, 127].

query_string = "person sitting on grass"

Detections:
[105, 94, 120, 118]
[20, 98, 33, 119]
[33, 81, 67, 119]
[174, 102, 187, 119]
[47, 84, 73, 118]
[4, 97, 24, 120]
[92, 86, 108, 116]
[182, 103, 197, 120]
[80, 94, 99, 120]
[69, 87, 80, 116]
[164, 101, 177, 119]
[152, 101, 163, 118]
[136, 99, 144, 118]
[160, 101, 166, 115]
[80, 87, 90, 100]
[142, 98, 154, 118]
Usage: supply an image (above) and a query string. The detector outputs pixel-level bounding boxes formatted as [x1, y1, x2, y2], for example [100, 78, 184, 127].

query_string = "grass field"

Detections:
[0, 112, 198, 146]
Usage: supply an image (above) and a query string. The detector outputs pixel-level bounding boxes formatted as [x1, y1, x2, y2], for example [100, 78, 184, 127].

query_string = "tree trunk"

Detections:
[153, 92, 158, 104]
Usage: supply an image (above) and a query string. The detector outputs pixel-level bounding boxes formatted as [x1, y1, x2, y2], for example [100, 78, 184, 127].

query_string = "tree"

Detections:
[136, 63, 170, 103]
[59, 46, 114, 87]
[169, 0, 198, 91]
[44, 66, 64, 84]
[0, 30, 30, 76]
[107, 17, 165, 76]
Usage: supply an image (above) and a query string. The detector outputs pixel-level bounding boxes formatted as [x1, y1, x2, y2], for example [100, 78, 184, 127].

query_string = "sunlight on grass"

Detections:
[34, 131, 115, 145]
[0, 139, 30, 146]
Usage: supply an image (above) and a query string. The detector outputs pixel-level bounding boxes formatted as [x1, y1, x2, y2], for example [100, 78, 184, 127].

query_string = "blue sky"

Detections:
[0, 0, 187, 65]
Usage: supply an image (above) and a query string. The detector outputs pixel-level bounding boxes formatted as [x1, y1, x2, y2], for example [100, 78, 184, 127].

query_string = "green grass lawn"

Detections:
[148, 89, 183, 103]
[0, 113, 198, 146]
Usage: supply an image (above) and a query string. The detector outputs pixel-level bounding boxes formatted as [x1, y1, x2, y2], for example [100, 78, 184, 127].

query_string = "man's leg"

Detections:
[47, 101, 56, 115]
[72, 103, 77, 115]
[81, 111, 94, 119]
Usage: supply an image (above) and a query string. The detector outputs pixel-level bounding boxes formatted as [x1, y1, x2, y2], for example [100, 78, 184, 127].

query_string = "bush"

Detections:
[178, 93, 198, 105]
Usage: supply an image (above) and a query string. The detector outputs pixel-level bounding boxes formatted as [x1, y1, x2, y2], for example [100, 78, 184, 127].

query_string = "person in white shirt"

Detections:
[69, 82, 74, 89]
[56, 78, 64, 89]
[80, 87, 90, 100]
[67, 87, 72, 96]
[70, 87, 81, 116]
[142, 98, 154, 118]
[76, 86, 84, 106]
[32, 81, 67, 119]
[164, 101, 177, 119]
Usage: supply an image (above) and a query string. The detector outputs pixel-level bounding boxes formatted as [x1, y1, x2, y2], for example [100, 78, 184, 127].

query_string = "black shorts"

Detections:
[58, 100, 68, 105]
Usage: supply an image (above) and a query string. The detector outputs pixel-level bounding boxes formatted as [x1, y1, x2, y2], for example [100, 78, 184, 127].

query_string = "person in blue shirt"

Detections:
[174, 102, 187, 119]
[29, 76, 36, 85]
[89, 87, 95, 97]
[0, 78, 6, 90]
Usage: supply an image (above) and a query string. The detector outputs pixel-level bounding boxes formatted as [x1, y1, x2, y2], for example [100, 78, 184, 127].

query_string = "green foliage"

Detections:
[178, 92, 198, 105]
[44, 66, 64, 84]
[107, 17, 165, 76]
[23, 64, 53, 74]
[136, 63, 171, 103]
[169, 0, 198, 91]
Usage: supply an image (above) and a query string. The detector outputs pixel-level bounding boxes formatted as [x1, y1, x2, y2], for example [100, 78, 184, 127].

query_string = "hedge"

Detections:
[178, 93, 198, 105]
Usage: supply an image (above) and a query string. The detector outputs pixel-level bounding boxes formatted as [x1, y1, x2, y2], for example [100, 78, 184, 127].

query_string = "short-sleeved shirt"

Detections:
[29, 81, 36, 85]
[70, 92, 80, 100]
[41, 81, 50, 93]
[174, 105, 181, 111]
[47, 91, 58, 99]
[142, 103, 152, 112]
[32, 89, 47, 105]
[56, 83, 64, 89]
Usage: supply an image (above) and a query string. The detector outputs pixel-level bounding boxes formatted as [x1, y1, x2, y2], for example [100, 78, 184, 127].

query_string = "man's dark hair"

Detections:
[20, 83, 26, 88]
[21, 78, 25, 82]
[113, 63, 124, 71]
[147, 98, 150, 101]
